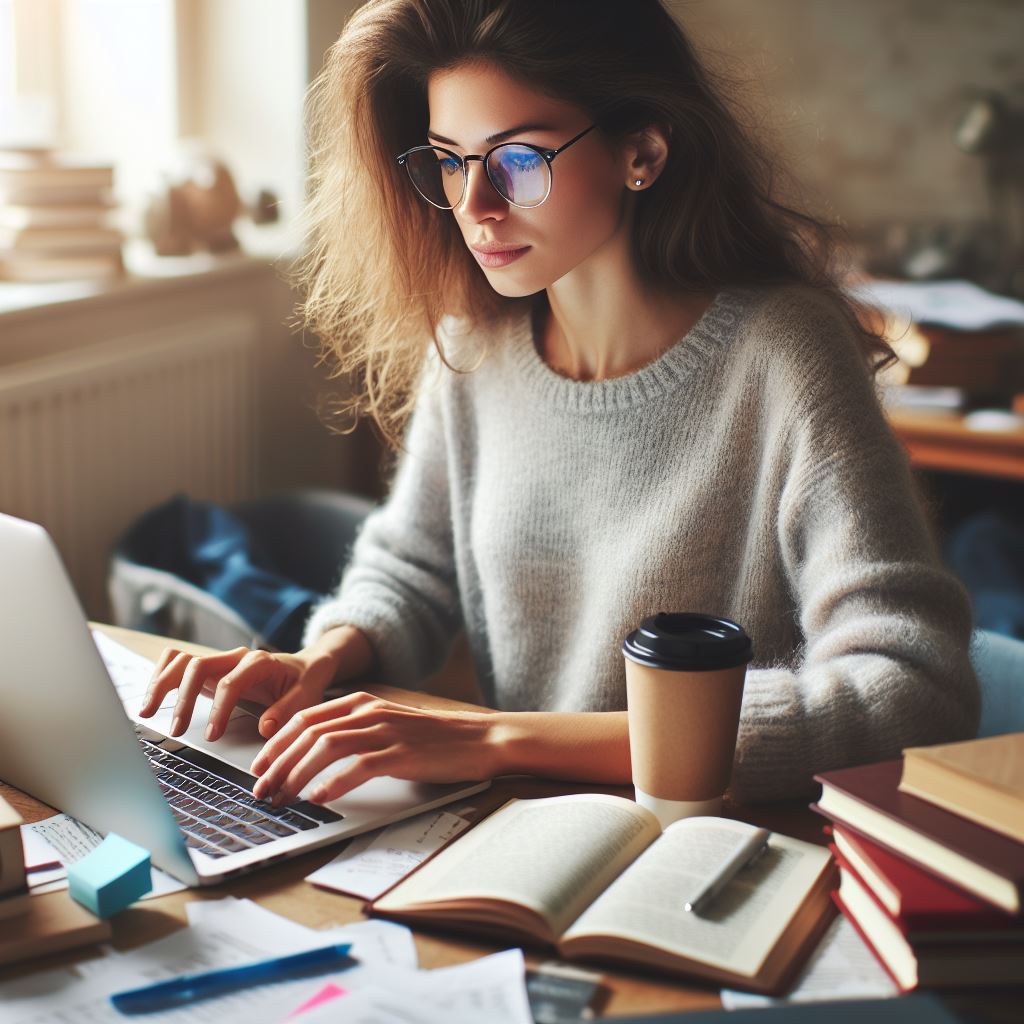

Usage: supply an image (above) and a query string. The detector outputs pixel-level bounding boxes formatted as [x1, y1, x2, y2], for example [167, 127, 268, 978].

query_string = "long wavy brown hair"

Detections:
[291, 0, 892, 448]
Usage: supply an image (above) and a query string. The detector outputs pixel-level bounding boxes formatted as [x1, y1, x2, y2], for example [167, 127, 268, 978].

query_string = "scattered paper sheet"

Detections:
[290, 987, 481, 1024]
[846, 278, 1024, 331]
[721, 915, 899, 1009]
[306, 808, 471, 900]
[23, 812, 187, 898]
[0, 896, 530, 1024]
[281, 948, 533, 1024]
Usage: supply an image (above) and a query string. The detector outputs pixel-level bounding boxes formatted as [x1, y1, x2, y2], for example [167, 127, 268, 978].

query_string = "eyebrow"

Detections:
[426, 123, 557, 147]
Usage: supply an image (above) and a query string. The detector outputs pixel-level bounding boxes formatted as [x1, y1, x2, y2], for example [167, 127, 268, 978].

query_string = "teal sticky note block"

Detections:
[67, 833, 152, 919]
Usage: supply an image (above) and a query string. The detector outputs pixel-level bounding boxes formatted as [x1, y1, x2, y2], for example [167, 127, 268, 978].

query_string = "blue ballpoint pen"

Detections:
[109, 942, 356, 1015]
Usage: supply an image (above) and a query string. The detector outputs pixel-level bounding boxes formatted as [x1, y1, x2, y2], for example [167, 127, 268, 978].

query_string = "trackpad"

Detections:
[130, 693, 265, 775]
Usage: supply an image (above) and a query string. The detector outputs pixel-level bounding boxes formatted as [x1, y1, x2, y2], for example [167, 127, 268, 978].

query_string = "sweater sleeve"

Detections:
[731, 296, 980, 802]
[301, 374, 461, 687]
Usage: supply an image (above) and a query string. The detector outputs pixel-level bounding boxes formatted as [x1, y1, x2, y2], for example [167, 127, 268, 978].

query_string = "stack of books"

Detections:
[812, 732, 1024, 992]
[0, 148, 124, 283]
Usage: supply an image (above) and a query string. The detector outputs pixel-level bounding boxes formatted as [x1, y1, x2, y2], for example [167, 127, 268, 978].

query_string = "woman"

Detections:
[141, 0, 979, 806]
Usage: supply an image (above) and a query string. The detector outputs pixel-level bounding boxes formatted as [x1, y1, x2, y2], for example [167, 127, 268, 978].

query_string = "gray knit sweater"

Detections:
[304, 284, 980, 801]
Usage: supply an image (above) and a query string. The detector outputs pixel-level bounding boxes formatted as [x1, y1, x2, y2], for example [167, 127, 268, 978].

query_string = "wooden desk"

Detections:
[888, 409, 1024, 481]
[7, 628, 1020, 1021]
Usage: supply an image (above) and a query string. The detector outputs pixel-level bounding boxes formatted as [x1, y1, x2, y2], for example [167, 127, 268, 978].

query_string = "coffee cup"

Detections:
[622, 612, 752, 827]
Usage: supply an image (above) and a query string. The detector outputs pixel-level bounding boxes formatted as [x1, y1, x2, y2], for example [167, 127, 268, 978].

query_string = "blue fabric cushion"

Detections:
[970, 628, 1024, 737]
[118, 495, 321, 651]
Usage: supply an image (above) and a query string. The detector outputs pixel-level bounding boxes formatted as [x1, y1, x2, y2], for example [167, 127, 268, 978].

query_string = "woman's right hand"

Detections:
[137, 626, 374, 742]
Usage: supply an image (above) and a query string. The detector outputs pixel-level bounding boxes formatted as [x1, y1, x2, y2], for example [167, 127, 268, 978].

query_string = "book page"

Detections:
[563, 819, 832, 976]
[374, 794, 660, 937]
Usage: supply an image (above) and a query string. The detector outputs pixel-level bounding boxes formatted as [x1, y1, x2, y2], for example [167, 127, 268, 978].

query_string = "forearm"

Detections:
[490, 711, 633, 785]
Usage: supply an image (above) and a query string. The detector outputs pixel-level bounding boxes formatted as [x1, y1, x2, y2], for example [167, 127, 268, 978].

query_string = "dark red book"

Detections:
[812, 759, 1024, 914]
[829, 826, 1018, 935]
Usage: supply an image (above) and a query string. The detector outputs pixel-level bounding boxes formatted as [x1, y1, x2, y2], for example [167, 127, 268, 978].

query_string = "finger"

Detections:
[252, 717, 352, 800]
[257, 675, 321, 739]
[270, 726, 388, 805]
[250, 692, 380, 775]
[307, 749, 395, 804]
[205, 650, 282, 741]
[139, 650, 188, 717]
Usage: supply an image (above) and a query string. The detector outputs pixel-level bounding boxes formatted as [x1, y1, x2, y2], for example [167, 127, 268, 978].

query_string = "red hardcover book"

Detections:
[812, 759, 1024, 914]
[829, 826, 1019, 935]
[832, 855, 1024, 992]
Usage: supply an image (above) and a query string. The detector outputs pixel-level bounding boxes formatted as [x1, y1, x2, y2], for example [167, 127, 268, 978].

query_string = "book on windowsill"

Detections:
[370, 793, 836, 994]
[829, 825, 1019, 936]
[0, 201, 115, 230]
[812, 760, 1024, 914]
[0, 250, 124, 283]
[899, 733, 1024, 845]
[833, 854, 1024, 992]
[0, 224, 123, 253]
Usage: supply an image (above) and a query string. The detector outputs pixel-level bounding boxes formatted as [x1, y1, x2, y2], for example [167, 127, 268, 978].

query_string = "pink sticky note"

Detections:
[287, 982, 349, 1018]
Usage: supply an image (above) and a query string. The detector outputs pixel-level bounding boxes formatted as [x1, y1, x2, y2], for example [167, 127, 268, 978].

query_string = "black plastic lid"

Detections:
[622, 612, 753, 671]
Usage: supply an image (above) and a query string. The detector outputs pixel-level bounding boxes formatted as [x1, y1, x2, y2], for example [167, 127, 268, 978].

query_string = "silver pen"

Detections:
[682, 827, 771, 914]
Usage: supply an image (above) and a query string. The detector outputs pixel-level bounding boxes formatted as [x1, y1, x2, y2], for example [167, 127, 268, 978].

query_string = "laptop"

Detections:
[0, 512, 490, 886]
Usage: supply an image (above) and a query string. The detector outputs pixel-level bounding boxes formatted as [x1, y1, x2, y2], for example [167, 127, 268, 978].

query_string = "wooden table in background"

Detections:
[888, 409, 1024, 481]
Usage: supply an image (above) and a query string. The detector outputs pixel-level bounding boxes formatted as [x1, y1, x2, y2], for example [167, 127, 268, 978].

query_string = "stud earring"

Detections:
[634, 178, 644, 187]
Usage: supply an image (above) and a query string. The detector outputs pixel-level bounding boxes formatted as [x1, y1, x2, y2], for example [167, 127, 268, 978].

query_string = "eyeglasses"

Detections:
[396, 124, 597, 210]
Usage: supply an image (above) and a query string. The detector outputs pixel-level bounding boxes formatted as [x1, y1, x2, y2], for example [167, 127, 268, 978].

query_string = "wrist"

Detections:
[303, 624, 375, 688]
[485, 711, 633, 784]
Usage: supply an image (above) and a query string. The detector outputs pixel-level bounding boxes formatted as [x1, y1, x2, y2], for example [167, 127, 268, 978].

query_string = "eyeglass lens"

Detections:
[404, 145, 550, 209]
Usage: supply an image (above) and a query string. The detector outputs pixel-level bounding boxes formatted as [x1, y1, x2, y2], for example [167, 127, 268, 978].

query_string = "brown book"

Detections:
[0, 203, 115, 230]
[900, 733, 1024, 844]
[0, 153, 114, 191]
[0, 251, 124, 282]
[372, 794, 836, 994]
[812, 760, 1024, 914]
[0, 225, 122, 253]
[0, 891, 111, 967]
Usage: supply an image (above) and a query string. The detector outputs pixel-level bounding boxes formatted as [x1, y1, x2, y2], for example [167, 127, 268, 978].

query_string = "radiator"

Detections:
[0, 312, 259, 618]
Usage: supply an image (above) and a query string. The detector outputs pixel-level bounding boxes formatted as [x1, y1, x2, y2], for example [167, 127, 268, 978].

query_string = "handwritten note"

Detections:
[23, 813, 186, 898]
[306, 809, 471, 900]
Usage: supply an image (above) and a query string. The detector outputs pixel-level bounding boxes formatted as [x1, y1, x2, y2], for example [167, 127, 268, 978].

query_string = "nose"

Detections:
[457, 159, 508, 223]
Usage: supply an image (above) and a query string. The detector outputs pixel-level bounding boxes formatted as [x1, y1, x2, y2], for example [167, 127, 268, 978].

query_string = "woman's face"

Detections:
[425, 61, 631, 298]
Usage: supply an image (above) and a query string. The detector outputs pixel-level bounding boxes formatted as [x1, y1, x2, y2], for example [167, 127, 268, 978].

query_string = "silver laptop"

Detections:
[0, 512, 489, 886]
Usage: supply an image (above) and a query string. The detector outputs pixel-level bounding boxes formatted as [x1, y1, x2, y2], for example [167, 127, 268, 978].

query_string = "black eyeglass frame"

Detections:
[396, 124, 597, 210]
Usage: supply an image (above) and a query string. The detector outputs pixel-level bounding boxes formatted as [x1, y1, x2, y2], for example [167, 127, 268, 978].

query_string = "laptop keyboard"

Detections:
[139, 738, 335, 859]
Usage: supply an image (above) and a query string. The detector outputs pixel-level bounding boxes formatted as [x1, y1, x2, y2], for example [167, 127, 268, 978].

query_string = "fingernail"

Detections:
[312, 788, 328, 803]
[261, 718, 276, 737]
[205, 724, 215, 741]
[250, 759, 264, 775]
[171, 716, 182, 735]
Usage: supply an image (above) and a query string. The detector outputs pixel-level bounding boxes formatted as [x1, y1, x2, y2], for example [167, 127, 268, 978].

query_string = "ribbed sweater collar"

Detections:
[505, 287, 748, 413]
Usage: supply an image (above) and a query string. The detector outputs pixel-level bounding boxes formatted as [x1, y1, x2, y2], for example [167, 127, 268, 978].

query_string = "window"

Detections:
[0, 0, 308, 234]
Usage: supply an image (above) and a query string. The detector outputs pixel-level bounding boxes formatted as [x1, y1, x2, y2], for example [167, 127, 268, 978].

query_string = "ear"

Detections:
[621, 124, 671, 192]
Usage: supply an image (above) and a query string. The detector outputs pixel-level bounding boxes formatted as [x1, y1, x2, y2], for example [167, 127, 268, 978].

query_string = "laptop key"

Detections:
[274, 808, 321, 831]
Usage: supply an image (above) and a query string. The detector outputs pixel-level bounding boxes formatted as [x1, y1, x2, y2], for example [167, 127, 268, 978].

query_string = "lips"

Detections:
[470, 244, 531, 268]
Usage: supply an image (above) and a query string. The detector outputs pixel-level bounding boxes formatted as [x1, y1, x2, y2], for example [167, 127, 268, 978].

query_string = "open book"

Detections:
[372, 794, 836, 993]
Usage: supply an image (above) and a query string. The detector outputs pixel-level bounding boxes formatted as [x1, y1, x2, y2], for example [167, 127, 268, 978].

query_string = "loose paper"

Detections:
[306, 808, 471, 899]
[23, 812, 186, 898]
[0, 896, 530, 1024]
[846, 278, 1024, 332]
[721, 915, 899, 1009]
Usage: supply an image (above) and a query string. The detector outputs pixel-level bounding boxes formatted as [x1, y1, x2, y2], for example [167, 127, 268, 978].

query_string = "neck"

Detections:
[537, 230, 716, 382]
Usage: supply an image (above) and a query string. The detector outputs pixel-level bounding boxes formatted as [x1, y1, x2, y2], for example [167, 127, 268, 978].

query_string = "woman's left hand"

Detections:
[249, 691, 502, 805]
